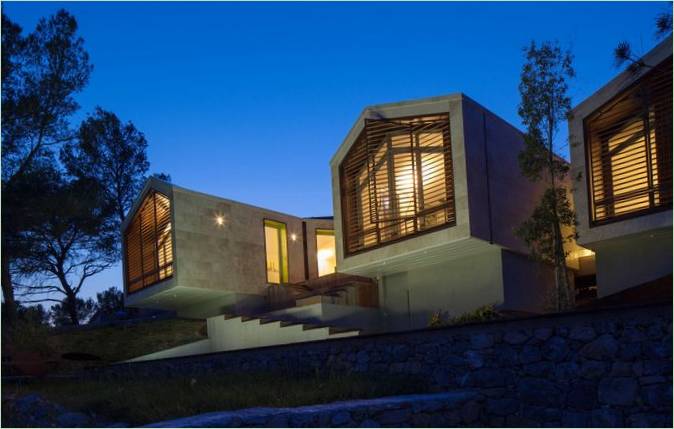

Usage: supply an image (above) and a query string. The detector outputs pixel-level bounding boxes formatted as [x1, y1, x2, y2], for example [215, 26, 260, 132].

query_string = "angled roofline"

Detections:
[571, 35, 672, 118]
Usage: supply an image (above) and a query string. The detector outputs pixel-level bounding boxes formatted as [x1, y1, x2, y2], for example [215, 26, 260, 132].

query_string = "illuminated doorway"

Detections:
[316, 229, 336, 277]
[264, 220, 288, 284]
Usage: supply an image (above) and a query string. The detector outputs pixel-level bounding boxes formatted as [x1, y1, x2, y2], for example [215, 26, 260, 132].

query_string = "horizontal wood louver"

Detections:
[340, 114, 455, 255]
[585, 56, 672, 224]
[125, 191, 174, 293]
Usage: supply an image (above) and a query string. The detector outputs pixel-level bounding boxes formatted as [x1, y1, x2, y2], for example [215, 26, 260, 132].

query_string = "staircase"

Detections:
[206, 312, 361, 352]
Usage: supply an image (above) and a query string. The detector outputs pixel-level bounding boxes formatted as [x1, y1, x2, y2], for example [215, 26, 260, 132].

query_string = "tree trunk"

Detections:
[65, 294, 80, 326]
[552, 219, 572, 311]
[1, 245, 17, 328]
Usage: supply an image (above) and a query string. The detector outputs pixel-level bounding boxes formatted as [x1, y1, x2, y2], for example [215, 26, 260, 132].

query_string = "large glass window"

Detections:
[586, 56, 672, 224]
[264, 219, 288, 284]
[340, 114, 455, 255]
[316, 229, 336, 277]
[125, 191, 173, 293]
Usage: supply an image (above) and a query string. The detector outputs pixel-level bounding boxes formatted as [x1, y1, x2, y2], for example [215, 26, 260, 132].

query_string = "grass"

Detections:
[4, 318, 207, 375]
[47, 318, 207, 365]
[2, 371, 426, 426]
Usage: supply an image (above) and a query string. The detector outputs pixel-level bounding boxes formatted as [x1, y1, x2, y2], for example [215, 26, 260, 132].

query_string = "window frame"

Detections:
[315, 228, 336, 277]
[263, 218, 289, 285]
[124, 189, 174, 295]
[583, 57, 673, 227]
[339, 113, 456, 257]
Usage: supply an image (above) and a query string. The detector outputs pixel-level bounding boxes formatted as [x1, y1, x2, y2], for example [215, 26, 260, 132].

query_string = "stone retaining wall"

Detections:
[145, 392, 481, 428]
[92, 304, 673, 427]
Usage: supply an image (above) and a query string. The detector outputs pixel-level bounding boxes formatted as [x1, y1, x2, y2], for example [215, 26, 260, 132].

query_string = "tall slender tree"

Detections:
[516, 41, 576, 312]
[1, 10, 92, 326]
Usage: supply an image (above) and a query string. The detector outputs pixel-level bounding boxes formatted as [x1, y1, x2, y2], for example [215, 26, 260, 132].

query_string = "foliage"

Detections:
[1, 9, 92, 327]
[94, 286, 125, 316]
[516, 40, 575, 312]
[61, 107, 149, 226]
[2, 372, 425, 426]
[14, 176, 117, 325]
[614, 11, 672, 71]
[2, 10, 166, 326]
[515, 188, 576, 262]
[49, 297, 98, 327]
[428, 304, 501, 328]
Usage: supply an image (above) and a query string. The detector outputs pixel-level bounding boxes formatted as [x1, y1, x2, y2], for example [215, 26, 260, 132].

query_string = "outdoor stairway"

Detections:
[209, 311, 362, 352]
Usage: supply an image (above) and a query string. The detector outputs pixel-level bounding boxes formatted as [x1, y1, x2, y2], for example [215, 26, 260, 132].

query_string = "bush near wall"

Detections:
[89, 304, 672, 427]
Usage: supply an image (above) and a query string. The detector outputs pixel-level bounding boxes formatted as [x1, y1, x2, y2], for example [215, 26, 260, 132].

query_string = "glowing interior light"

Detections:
[290, 233, 297, 241]
[215, 215, 225, 226]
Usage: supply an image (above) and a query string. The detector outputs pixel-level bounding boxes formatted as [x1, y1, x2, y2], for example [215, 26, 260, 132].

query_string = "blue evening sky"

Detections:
[3, 1, 668, 300]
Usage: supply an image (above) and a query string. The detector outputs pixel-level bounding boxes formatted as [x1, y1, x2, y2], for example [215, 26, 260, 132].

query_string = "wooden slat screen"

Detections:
[125, 191, 174, 293]
[340, 114, 455, 255]
[585, 56, 672, 224]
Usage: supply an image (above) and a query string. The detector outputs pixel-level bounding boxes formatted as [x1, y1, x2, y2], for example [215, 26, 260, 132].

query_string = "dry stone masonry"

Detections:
[91, 304, 672, 427]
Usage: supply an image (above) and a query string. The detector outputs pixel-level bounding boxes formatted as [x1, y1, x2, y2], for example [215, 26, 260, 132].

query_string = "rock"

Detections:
[523, 361, 553, 377]
[56, 412, 91, 428]
[639, 375, 666, 385]
[464, 350, 484, 369]
[610, 361, 633, 376]
[543, 336, 568, 361]
[534, 327, 553, 342]
[470, 333, 494, 349]
[503, 330, 529, 345]
[580, 334, 618, 360]
[519, 345, 542, 364]
[643, 359, 671, 376]
[561, 411, 590, 427]
[569, 326, 596, 342]
[486, 398, 519, 416]
[580, 360, 607, 380]
[628, 413, 672, 428]
[554, 361, 579, 381]
[461, 401, 481, 423]
[465, 368, 514, 388]
[376, 408, 411, 425]
[522, 406, 561, 422]
[359, 419, 380, 428]
[566, 381, 597, 410]
[331, 411, 352, 427]
[591, 408, 623, 427]
[598, 377, 638, 406]
[641, 383, 672, 409]
[494, 345, 519, 366]
[517, 378, 561, 407]
[618, 342, 642, 361]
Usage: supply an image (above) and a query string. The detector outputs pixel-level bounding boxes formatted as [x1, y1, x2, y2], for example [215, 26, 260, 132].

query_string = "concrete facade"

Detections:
[330, 94, 562, 328]
[123, 178, 334, 319]
[568, 37, 672, 297]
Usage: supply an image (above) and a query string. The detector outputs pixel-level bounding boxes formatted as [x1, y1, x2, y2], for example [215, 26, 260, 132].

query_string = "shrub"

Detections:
[428, 304, 501, 328]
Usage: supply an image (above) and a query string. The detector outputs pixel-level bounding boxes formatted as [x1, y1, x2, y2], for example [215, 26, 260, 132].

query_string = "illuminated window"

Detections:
[340, 114, 455, 254]
[125, 191, 173, 293]
[264, 220, 288, 284]
[586, 56, 672, 224]
[316, 229, 336, 277]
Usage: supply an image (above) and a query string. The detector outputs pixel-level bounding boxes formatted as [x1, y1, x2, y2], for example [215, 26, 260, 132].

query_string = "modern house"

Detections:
[330, 93, 594, 331]
[568, 36, 672, 298]
[123, 92, 599, 360]
[122, 178, 379, 360]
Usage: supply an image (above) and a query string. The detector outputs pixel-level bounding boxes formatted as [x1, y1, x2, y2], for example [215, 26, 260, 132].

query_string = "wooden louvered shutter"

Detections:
[124, 191, 174, 293]
[586, 56, 672, 223]
[340, 114, 455, 255]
